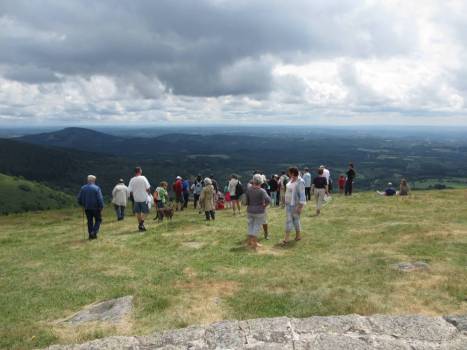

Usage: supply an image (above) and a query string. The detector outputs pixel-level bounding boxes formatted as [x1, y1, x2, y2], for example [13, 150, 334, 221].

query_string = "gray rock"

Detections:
[392, 261, 430, 272]
[45, 314, 467, 349]
[445, 315, 467, 332]
[63, 296, 133, 324]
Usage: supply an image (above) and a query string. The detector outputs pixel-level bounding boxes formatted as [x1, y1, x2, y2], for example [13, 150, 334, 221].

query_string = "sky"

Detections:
[1, 0, 467, 126]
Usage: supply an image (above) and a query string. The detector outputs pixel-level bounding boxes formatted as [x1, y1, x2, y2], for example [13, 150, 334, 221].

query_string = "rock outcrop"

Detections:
[46, 314, 467, 349]
[63, 296, 133, 325]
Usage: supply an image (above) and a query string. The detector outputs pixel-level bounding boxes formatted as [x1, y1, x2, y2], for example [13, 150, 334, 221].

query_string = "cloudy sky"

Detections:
[1, 0, 467, 125]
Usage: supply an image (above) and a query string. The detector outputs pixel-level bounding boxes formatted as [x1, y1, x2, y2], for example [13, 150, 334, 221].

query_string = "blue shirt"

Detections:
[182, 180, 190, 192]
[77, 183, 104, 210]
[303, 172, 312, 187]
[385, 187, 396, 196]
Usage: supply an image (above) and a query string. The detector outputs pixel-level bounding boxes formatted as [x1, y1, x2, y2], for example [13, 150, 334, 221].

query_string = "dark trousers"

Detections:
[183, 192, 189, 208]
[305, 187, 311, 201]
[205, 210, 215, 221]
[85, 209, 102, 236]
[345, 179, 353, 195]
[193, 194, 200, 209]
[114, 205, 125, 220]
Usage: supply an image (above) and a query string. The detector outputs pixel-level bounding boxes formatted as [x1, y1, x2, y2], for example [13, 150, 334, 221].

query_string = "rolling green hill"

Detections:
[0, 190, 466, 349]
[0, 173, 75, 215]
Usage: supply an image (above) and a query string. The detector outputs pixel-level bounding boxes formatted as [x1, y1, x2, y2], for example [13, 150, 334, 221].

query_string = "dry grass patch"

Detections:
[170, 279, 239, 325]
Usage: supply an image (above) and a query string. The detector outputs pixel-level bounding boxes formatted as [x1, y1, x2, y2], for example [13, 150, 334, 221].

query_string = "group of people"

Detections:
[76, 163, 361, 245]
[376, 179, 410, 196]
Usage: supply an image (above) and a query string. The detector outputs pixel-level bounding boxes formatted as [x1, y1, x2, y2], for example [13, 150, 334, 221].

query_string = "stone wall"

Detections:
[46, 314, 467, 349]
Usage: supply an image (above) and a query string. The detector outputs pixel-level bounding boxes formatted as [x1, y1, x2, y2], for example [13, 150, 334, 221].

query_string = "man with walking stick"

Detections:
[77, 175, 104, 240]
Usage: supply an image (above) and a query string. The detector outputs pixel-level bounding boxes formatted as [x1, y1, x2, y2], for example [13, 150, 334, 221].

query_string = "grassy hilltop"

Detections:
[0, 190, 466, 349]
[0, 173, 75, 215]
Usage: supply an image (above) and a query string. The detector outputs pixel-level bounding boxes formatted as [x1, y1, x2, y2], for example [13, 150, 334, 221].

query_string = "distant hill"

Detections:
[0, 173, 75, 214]
[10, 127, 467, 191]
[0, 138, 136, 195]
[18, 127, 128, 154]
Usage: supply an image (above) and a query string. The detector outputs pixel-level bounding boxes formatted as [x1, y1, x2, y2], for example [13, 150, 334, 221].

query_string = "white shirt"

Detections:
[111, 184, 129, 206]
[285, 180, 296, 205]
[128, 175, 150, 202]
[303, 172, 312, 187]
[323, 168, 331, 183]
[228, 178, 239, 195]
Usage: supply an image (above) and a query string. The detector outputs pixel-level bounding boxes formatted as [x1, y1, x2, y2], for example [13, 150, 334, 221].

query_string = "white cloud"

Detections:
[1, 0, 467, 125]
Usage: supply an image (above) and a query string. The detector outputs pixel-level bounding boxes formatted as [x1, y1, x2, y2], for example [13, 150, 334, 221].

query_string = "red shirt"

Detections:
[174, 180, 183, 194]
[338, 177, 346, 187]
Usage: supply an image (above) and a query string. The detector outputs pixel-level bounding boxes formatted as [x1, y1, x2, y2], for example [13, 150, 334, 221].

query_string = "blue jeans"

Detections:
[285, 205, 301, 232]
[114, 205, 125, 220]
[85, 209, 102, 236]
[270, 191, 278, 206]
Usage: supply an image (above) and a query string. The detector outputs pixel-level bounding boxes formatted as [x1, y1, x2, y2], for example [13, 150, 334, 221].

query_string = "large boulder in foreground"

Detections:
[45, 314, 467, 349]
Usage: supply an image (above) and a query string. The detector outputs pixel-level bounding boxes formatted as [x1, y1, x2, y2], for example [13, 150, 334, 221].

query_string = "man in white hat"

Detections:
[377, 182, 397, 196]
[77, 175, 104, 240]
[173, 176, 184, 211]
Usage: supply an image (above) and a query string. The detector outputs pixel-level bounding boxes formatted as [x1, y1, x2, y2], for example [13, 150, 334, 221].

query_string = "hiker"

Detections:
[111, 178, 129, 221]
[278, 171, 289, 208]
[399, 179, 410, 196]
[320, 165, 332, 194]
[268, 175, 279, 206]
[153, 181, 169, 222]
[77, 175, 104, 240]
[228, 174, 242, 215]
[303, 167, 312, 201]
[173, 176, 184, 211]
[245, 174, 271, 249]
[182, 177, 190, 209]
[311, 168, 328, 215]
[128, 167, 151, 232]
[210, 174, 219, 193]
[338, 175, 346, 194]
[345, 163, 356, 196]
[260, 172, 268, 191]
[377, 182, 397, 196]
[200, 177, 216, 221]
[282, 167, 306, 244]
[191, 175, 203, 210]
[224, 185, 232, 209]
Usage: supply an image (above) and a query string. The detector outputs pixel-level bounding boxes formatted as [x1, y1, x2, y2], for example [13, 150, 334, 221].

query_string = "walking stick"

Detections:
[82, 208, 86, 241]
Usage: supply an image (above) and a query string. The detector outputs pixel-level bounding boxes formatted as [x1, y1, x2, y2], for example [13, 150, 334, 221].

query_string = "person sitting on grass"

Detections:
[311, 168, 328, 216]
[377, 182, 397, 196]
[245, 174, 271, 249]
[153, 181, 169, 222]
[128, 167, 151, 232]
[282, 167, 306, 245]
[200, 177, 216, 221]
[77, 175, 104, 240]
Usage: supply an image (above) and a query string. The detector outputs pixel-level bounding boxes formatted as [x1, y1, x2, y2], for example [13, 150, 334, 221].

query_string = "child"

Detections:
[338, 175, 346, 194]
[224, 186, 232, 209]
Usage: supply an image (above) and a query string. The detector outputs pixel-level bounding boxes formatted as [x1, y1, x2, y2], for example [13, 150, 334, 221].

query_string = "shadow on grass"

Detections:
[273, 241, 298, 249]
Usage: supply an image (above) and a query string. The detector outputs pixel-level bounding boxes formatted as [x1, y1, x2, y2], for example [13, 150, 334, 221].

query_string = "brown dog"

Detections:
[154, 202, 174, 222]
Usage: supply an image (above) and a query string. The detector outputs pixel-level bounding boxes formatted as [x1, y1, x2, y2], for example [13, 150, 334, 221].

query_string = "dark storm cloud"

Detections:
[0, 0, 416, 97]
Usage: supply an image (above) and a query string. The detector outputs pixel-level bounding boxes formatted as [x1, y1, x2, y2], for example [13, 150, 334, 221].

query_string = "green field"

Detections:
[0, 173, 75, 215]
[1, 190, 466, 349]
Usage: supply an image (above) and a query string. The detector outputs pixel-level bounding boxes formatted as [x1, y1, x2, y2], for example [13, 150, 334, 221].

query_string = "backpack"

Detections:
[235, 181, 244, 196]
